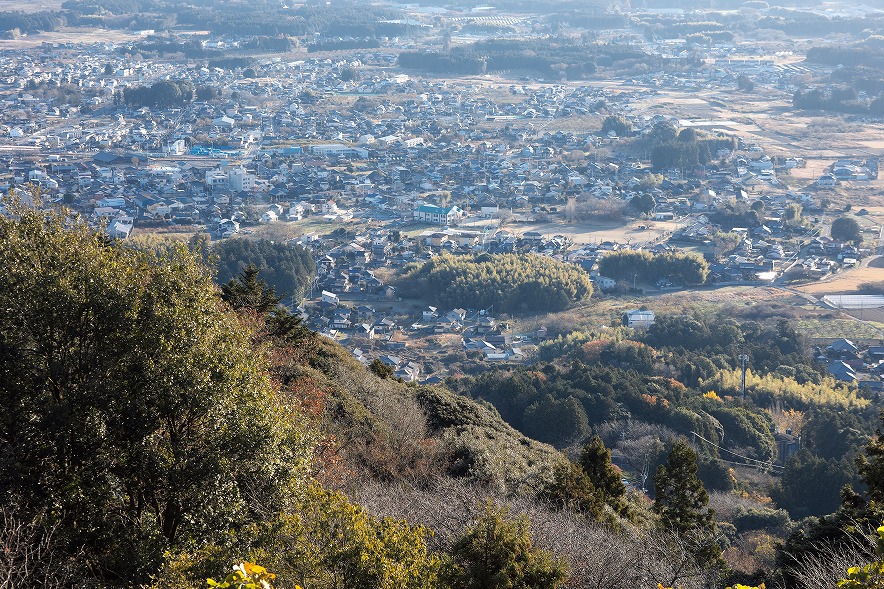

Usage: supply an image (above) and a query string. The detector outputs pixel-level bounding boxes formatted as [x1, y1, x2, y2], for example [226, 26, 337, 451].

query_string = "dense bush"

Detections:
[597, 250, 709, 286]
[213, 238, 315, 302]
[400, 253, 592, 314]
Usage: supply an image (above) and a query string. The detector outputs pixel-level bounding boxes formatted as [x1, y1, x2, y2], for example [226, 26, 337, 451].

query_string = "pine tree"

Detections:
[221, 264, 281, 314]
[654, 440, 722, 567]
[580, 436, 630, 518]
[446, 503, 567, 589]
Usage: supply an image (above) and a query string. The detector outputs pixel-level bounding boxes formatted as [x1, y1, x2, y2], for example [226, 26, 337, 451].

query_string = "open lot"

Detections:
[460, 216, 682, 246]
[0, 0, 61, 10]
[0, 27, 143, 49]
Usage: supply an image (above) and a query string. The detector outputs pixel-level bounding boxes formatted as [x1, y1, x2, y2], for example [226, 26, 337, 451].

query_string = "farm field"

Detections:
[797, 257, 884, 294]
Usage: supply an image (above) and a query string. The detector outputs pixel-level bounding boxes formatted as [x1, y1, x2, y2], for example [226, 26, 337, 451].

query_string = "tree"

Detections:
[221, 264, 282, 314]
[601, 115, 631, 137]
[538, 460, 603, 517]
[832, 216, 862, 244]
[445, 503, 567, 589]
[654, 441, 721, 567]
[650, 121, 677, 145]
[773, 450, 856, 519]
[630, 193, 656, 217]
[214, 238, 315, 302]
[0, 201, 314, 584]
[737, 75, 755, 92]
[370, 358, 394, 379]
[268, 483, 441, 589]
[580, 436, 630, 517]
[785, 203, 803, 226]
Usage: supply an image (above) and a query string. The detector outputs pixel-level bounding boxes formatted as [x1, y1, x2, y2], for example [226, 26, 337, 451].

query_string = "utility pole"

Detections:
[738, 354, 749, 400]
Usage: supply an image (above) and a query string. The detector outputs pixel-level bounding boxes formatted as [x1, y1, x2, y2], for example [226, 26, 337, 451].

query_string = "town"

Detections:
[2, 3, 882, 388]
[5, 1, 884, 588]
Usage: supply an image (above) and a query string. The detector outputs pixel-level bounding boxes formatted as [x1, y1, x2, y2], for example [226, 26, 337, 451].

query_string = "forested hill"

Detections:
[4, 202, 884, 589]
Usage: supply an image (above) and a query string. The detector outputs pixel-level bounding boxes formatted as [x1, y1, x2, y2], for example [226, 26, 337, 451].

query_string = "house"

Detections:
[827, 338, 859, 357]
[522, 231, 543, 242]
[218, 219, 240, 235]
[107, 216, 134, 239]
[623, 310, 655, 329]
[827, 360, 857, 382]
[816, 174, 837, 187]
[859, 380, 884, 393]
[592, 276, 617, 291]
[413, 204, 465, 225]
[379, 355, 401, 368]
[394, 361, 421, 382]
[260, 209, 279, 224]
[774, 430, 801, 465]
[321, 290, 340, 305]
[434, 315, 462, 333]
[353, 323, 375, 339]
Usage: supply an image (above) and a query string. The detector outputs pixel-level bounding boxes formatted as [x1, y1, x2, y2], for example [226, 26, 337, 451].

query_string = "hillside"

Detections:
[3, 202, 884, 589]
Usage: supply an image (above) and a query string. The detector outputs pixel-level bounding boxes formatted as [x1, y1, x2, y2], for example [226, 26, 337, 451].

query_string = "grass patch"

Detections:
[794, 317, 884, 341]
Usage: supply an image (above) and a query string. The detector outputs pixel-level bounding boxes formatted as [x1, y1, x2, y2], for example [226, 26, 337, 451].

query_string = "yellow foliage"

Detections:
[701, 369, 866, 410]
[703, 390, 721, 401]
[207, 562, 278, 589]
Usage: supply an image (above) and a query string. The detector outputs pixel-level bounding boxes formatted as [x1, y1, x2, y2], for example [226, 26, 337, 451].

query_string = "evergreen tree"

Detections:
[654, 440, 722, 567]
[446, 503, 567, 589]
[221, 263, 282, 314]
[538, 460, 603, 517]
[0, 201, 314, 584]
[580, 436, 630, 517]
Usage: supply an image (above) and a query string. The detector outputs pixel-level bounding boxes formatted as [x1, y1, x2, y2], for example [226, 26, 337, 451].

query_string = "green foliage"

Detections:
[601, 115, 632, 137]
[630, 192, 656, 216]
[645, 315, 819, 389]
[858, 423, 884, 505]
[214, 238, 315, 302]
[654, 441, 722, 567]
[832, 216, 863, 244]
[696, 454, 735, 493]
[369, 358, 395, 379]
[705, 406, 776, 462]
[123, 79, 195, 108]
[400, 253, 592, 314]
[398, 38, 648, 80]
[772, 450, 857, 519]
[737, 74, 755, 92]
[597, 250, 709, 286]
[538, 460, 604, 516]
[445, 503, 568, 589]
[580, 436, 630, 517]
[0, 202, 315, 584]
[264, 483, 440, 589]
[522, 395, 590, 446]
[415, 386, 561, 493]
[455, 363, 721, 451]
[221, 264, 283, 314]
[648, 127, 737, 171]
[731, 507, 790, 534]
[654, 441, 714, 534]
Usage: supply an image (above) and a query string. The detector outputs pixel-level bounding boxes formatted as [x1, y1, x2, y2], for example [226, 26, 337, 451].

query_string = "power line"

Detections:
[690, 430, 784, 472]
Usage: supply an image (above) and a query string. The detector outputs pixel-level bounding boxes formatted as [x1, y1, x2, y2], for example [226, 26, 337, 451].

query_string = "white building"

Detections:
[228, 166, 256, 192]
[622, 309, 655, 329]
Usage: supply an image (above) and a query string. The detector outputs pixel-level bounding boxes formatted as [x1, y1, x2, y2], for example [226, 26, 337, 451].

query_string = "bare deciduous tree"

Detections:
[0, 508, 81, 589]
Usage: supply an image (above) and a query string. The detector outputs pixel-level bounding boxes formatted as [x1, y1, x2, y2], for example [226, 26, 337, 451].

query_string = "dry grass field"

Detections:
[797, 259, 884, 295]
[0, 0, 62, 10]
[0, 27, 143, 49]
